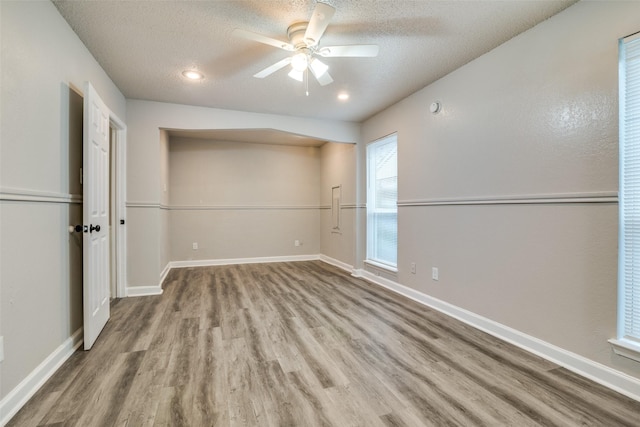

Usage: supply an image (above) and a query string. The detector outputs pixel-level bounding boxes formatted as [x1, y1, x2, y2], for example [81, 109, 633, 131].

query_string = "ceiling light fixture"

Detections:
[182, 70, 204, 80]
[338, 92, 349, 101]
[290, 52, 309, 72]
[309, 58, 329, 78]
[288, 68, 304, 82]
[286, 51, 331, 96]
[234, 2, 379, 91]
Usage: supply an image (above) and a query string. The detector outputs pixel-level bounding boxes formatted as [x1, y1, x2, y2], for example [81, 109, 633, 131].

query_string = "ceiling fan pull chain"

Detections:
[305, 68, 310, 96]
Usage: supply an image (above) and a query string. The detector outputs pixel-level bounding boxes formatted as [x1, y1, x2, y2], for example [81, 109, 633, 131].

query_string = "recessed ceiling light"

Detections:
[182, 70, 204, 80]
[338, 92, 349, 101]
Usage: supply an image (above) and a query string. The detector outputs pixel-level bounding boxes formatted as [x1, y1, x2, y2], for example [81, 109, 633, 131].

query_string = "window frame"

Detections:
[365, 133, 398, 270]
[611, 31, 640, 363]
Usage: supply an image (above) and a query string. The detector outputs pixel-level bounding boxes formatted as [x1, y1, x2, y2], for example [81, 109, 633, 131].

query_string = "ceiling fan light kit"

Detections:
[291, 51, 309, 72]
[233, 1, 379, 92]
[288, 68, 304, 82]
[309, 58, 328, 76]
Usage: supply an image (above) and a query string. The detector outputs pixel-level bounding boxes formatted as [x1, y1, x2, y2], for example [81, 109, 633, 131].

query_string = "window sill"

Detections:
[609, 338, 640, 363]
[364, 259, 398, 273]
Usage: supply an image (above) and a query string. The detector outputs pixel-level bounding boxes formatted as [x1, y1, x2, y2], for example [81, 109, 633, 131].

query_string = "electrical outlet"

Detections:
[192, 242, 198, 250]
[410, 262, 416, 274]
[294, 240, 301, 247]
[432, 267, 439, 281]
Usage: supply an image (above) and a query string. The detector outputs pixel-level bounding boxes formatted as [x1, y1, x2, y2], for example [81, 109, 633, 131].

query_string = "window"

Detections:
[613, 32, 640, 361]
[366, 134, 398, 268]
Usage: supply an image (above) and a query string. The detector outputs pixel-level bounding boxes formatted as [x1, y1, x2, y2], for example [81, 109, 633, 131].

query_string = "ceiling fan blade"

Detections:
[304, 2, 335, 47]
[233, 28, 294, 51]
[318, 45, 379, 58]
[254, 57, 292, 78]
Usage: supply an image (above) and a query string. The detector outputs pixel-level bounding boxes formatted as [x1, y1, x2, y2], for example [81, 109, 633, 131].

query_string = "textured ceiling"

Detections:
[53, 0, 577, 123]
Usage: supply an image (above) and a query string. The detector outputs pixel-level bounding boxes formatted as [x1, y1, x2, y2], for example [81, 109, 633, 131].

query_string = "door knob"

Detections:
[69, 224, 83, 233]
[90, 224, 101, 233]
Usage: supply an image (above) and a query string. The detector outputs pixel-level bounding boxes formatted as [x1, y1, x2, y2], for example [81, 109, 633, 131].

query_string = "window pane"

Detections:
[370, 212, 397, 265]
[619, 34, 640, 342]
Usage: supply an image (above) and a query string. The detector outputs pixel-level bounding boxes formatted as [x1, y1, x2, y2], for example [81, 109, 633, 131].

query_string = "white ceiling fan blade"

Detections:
[254, 57, 292, 78]
[318, 45, 379, 58]
[304, 2, 335, 47]
[233, 28, 294, 51]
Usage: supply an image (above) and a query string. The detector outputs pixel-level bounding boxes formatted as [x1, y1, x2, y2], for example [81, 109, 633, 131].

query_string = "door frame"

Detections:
[110, 114, 127, 298]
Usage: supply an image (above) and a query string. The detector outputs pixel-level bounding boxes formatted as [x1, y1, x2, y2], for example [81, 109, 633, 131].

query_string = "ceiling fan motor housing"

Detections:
[287, 22, 312, 49]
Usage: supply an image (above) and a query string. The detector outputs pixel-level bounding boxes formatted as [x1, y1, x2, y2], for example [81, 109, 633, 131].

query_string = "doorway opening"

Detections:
[81, 82, 128, 349]
[109, 117, 127, 299]
[110, 126, 117, 298]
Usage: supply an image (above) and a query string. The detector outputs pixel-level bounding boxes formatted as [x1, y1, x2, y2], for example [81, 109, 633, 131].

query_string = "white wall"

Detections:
[0, 0, 125, 409]
[169, 137, 321, 261]
[126, 100, 360, 288]
[360, 0, 640, 381]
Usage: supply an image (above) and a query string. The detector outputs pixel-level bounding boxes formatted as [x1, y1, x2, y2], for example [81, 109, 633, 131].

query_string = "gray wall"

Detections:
[3, 0, 640, 412]
[359, 0, 640, 379]
[0, 0, 126, 401]
[168, 137, 321, 261]
[319, 142, 357, 267]
[125, 100, 360, 289]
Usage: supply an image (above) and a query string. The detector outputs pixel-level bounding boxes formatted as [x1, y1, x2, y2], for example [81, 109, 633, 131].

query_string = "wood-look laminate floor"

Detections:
[8, 261, 640, 426]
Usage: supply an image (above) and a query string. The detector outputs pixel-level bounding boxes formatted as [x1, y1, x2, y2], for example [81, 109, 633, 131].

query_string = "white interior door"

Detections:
[83, 82, 111, 350]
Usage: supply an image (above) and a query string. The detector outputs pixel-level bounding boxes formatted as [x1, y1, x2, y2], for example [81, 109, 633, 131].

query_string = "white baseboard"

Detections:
[354, 269, 640, 403]
[125, 264, 170, 298]
[318, 254, 354, 272]
[169, 254, 321, 269]
[159, 262, 172, 287]
[0, 328, 83, 427]
[126, 285, 164, 297]
[127, 255, 323, 298]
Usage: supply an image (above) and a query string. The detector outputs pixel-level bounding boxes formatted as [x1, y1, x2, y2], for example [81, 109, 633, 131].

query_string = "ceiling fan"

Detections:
[233, 2, 379, 90]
